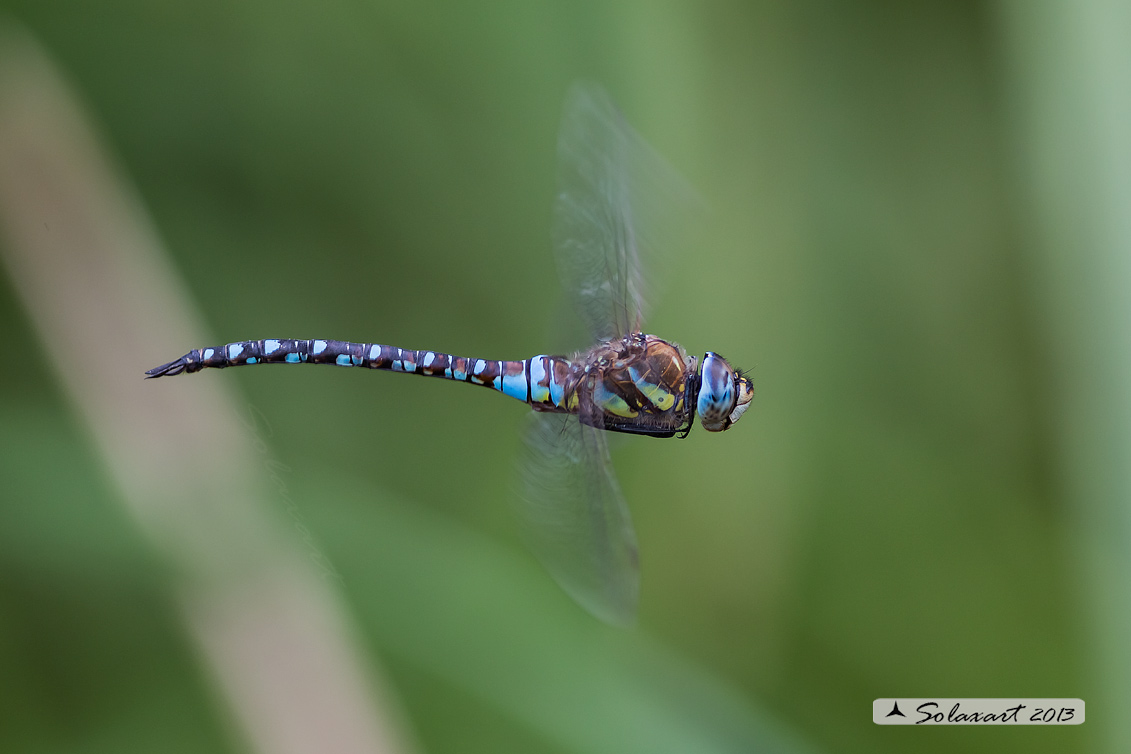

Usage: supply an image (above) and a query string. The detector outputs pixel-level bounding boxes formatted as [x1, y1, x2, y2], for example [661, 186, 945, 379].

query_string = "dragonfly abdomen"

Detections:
[146, 339, 577, 411]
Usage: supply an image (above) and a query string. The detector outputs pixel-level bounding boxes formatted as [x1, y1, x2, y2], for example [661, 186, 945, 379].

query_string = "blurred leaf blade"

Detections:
[299, 467, 818, 754]
[996, 1, 1131, 752]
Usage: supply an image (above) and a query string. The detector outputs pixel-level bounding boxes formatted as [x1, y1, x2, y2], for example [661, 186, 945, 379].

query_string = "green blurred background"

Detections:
[1, 1, 1126, 753]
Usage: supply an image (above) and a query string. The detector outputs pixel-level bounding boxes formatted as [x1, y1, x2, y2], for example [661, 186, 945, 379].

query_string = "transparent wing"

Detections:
[518, 83, 696, 622]
[517, 411, 639, 625]
[553, 82, 696, 343]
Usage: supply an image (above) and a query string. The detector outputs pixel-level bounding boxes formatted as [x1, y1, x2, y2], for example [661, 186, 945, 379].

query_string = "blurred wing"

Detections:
[517, 411, 639, 625]
[553, 82, 696, 343]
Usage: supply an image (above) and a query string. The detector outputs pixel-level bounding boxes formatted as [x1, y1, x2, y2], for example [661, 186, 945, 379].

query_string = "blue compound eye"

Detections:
[697, 352, 736, 431]
[696, 352, 754, 432]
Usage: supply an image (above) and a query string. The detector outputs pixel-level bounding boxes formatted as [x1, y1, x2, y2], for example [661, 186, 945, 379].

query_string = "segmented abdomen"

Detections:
[147, 338, 578, 412]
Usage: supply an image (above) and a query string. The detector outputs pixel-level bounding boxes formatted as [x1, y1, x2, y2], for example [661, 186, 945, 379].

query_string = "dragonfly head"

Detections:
[696, 352, 754, 432]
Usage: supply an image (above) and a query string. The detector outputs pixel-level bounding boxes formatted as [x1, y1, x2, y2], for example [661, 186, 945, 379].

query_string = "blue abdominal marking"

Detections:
[548, 372, 565, 407]
[529, 358, 550, 403]
[501, 368, 527, 401]
[471, 360, 497, 388]
[228, 343, 244, 360]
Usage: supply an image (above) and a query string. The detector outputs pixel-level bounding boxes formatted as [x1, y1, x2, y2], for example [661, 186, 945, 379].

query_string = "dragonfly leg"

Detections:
[578, 413, 685, 439]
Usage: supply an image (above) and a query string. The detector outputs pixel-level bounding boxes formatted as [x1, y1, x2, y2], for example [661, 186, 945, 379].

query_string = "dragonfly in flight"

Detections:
[147, 83, 754, 624]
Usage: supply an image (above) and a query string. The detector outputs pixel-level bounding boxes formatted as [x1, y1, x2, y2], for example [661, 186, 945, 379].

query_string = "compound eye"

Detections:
[697, 352, 737, 432]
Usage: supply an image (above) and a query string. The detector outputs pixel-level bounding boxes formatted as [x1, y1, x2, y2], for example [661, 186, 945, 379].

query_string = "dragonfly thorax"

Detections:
[570, 333, 697, 437]
[696, 352, 754, 432]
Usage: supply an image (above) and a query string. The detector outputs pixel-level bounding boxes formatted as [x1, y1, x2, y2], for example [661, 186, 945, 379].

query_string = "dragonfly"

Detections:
[147, 83, 753, 625]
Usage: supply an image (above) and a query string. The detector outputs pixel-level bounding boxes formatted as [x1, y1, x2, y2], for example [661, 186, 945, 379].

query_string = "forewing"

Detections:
[517, 411, 639, 625]
[553, 82, 697, 343]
